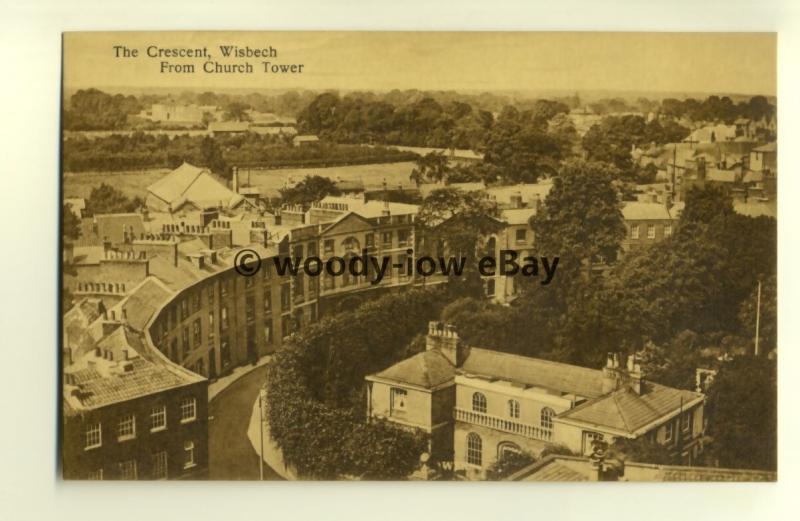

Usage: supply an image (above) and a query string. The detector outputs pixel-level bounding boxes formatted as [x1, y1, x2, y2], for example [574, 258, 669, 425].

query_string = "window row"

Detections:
[89, 442, 195, 480]
[470, 392, 555, 429]
[630, 223, 672, 240]
[83, 398, 196, 450]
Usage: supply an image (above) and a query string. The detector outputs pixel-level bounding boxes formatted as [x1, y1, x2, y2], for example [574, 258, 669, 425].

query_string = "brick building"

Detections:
[62, 305, 207, 480]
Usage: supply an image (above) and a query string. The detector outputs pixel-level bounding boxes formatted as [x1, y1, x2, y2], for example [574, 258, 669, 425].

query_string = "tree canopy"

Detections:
[279, 175, 341, 210]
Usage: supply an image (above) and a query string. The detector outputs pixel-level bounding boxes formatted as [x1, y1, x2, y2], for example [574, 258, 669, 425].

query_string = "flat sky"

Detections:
[63, 32, 776, 96]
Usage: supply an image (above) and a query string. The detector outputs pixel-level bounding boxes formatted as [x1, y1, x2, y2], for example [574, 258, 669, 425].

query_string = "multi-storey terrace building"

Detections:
[62, 299, 208, 480]
[366, 322, 706, 480]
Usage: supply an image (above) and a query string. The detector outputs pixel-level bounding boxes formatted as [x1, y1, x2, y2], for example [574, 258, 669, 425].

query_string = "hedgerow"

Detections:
[265, 287, 446, 479]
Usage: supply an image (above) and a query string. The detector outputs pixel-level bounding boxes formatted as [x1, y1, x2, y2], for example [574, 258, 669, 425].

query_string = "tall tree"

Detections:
[279, 175, 342, 210]
[84, 183, 141, 216]
[705, 356, 777, 471]
[409, 151, 451, 186]
[416, 188, 502, 297]
[483, 107, 568, 183]
[531, 159, 626, 276]
[223, 101, 251, 122]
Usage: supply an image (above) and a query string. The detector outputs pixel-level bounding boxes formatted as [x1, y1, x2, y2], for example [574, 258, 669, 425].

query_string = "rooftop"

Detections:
[368, 350, 455, 389]
[63, 325, 203, 414]
[753, 142, 776, 153]
[557, 384, 703, 435]
[509, 454, 776, 482]
[501, 207, 537, 225]
[621, 201, 672, 221]
[146, 162, 244, 211]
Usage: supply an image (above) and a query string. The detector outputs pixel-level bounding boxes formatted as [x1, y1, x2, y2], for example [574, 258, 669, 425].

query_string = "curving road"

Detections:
[208, 364, 282, 480]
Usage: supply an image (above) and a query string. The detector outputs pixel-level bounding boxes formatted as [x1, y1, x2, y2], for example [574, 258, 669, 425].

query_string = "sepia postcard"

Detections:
[60, 31, 777, 482]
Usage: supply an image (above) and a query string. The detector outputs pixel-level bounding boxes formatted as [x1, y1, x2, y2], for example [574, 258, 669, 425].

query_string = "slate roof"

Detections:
[527, 461, 589, 481]
[369, 350, 455, 389]
[459, 348, 607, 399]
[147, 162, 243, 210]
[94, 213, 146, 244]
[65, 356, 192, 411]
[556, 383, 703, 435]
[115, 278, 174, 331]
[508, 455, 591, 482]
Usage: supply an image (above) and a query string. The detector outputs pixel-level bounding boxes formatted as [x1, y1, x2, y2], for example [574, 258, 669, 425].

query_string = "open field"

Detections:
[64, 161, 418, 201]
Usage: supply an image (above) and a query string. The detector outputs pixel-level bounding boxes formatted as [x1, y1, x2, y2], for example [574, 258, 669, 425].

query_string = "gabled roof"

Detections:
[368, 350, 455, 390]
[319, 211, 375, 236]
[148, 162, 207, 203]
[147, 162, 243, 211]
[556, 383, 703, 436]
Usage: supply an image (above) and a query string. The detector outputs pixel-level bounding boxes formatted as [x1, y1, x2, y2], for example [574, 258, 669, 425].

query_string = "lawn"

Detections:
[63, 161, 418, 201]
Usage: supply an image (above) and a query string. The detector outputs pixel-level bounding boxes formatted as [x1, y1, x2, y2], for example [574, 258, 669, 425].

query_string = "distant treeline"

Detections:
[63, 89, 143, 131]
[660, 95, 775, 124]
[297, 93, 577, 150]
[61, 132, 416, 173]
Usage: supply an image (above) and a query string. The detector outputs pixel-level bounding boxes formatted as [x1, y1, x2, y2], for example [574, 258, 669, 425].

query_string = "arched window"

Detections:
[541, 407, 555, 430]
[497, 441, 521, 461]
[508, 399, 520, 419]
[472, 392, 487, 413]
[466, 433, 482, 466]
[342, 237, 360, 254]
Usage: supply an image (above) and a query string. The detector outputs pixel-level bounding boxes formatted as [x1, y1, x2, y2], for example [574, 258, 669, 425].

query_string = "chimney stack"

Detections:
[531, 193, 542, 212]
[602, 352, 645, 395]
[381, 178, 390, 217]
[426, 321, 464, 367]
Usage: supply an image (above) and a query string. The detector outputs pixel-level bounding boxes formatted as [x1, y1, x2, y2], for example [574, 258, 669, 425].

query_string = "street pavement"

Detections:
[208, 364, 282, 480]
